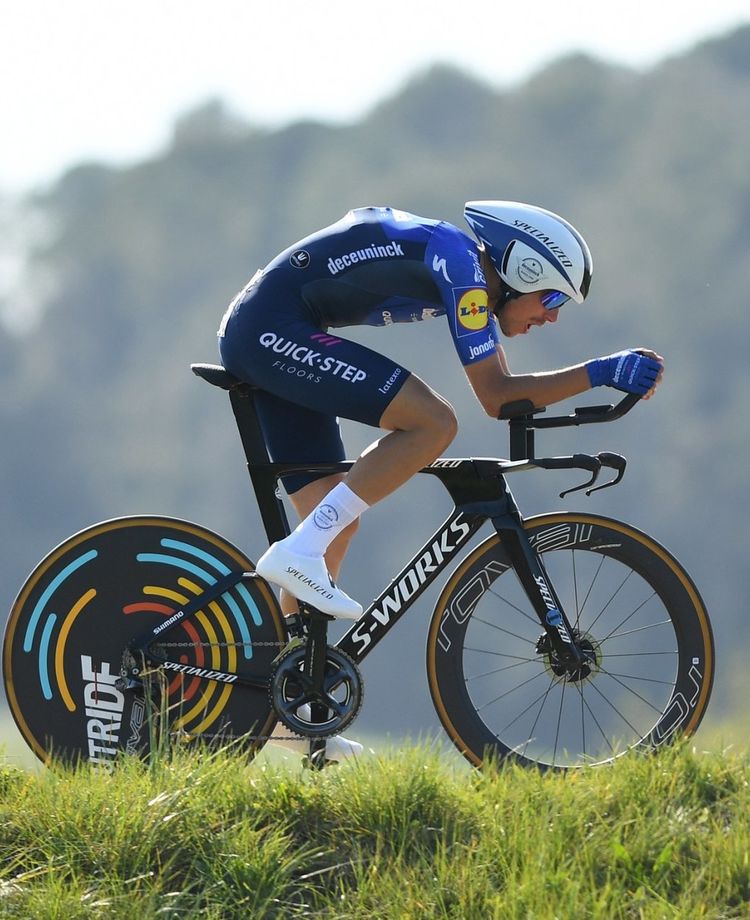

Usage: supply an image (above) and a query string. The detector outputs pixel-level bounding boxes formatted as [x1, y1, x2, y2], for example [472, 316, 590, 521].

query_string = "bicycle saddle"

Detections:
[191, 363, 241, 390]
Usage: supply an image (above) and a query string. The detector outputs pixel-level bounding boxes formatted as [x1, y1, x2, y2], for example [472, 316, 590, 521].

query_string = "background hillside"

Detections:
[2, 25, 749, 747]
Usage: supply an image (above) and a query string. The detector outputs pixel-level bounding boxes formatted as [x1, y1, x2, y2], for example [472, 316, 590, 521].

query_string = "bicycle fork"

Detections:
[487, 501, 587, 671]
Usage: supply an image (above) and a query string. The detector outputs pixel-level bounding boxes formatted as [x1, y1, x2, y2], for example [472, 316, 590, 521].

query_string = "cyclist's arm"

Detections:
[464, 345, 592, 417]
[466, 344, 664, 416]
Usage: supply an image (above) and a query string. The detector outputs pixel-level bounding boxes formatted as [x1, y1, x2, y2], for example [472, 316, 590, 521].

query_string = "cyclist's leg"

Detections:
[345, 374, 458, 505]
[220, 306, 456, 613]
[279, 471, 358, 615]
[263, 377, 458, 612]
[260, 373, 457, 611]
[268, 471, 365, 761]
[243, 387, 362, 614]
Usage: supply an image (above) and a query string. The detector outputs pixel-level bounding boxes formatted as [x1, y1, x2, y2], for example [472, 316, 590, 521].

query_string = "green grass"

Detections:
[0, 741, 748, 919]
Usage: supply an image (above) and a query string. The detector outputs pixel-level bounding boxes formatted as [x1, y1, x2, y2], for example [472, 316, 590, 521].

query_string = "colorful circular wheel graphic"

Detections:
[3, 516, 285, 766]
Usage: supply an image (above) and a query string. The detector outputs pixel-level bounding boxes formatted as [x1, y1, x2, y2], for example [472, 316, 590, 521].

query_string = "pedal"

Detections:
[304, 738, 332, 771]
[284, 611, 306, 639]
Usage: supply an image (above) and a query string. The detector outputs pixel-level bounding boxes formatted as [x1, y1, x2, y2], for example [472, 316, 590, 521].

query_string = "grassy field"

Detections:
[0, 740, 748, 919]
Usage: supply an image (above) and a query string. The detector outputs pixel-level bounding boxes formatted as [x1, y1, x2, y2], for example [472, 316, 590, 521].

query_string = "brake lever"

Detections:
[585, 452, 627, 495]
[532, 454, 603, 499]
[559, 457, 602, 498]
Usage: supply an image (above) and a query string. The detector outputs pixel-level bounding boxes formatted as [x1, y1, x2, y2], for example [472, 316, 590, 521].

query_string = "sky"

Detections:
[2, 0, 749, 194]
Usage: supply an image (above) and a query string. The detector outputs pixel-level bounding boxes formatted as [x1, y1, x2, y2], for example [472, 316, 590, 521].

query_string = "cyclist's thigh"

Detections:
[219, 304, 411, 428]
[379, 373, 458, 433]
[253, 389, 345, 495]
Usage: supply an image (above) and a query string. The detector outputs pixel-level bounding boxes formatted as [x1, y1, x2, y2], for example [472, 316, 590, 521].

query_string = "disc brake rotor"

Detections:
[536, 630, 602, 683]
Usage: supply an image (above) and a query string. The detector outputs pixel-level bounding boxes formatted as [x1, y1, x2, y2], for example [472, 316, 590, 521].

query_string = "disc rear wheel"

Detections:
[3, 516, 285, 766]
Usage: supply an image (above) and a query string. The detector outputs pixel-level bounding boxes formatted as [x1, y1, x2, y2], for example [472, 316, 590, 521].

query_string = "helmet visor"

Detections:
[540, 290, 570, 310]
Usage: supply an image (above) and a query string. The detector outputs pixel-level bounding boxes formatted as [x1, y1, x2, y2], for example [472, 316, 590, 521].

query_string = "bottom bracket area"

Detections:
[270, 645, 363, 737]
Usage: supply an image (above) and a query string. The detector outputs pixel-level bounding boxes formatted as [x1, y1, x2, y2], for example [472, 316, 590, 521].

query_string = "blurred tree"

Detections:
[2, 24, 748, 737]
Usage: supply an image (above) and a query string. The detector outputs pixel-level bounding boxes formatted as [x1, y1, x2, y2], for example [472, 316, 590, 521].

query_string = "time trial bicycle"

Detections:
[2, 364, 714, 770]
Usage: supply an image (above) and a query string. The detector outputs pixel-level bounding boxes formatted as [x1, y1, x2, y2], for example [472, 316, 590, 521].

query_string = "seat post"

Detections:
[228, 386, 291, 545]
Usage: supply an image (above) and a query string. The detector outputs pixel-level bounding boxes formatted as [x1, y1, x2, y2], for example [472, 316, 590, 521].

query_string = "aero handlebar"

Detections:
[498, 392, 641, 426]
[499, 393, 641, 464]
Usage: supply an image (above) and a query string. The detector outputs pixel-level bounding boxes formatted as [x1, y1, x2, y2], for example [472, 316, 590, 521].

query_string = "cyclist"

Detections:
[218, 201, 663, 761]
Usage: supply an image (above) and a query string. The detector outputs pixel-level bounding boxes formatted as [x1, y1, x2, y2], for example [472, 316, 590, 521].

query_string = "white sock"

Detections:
[284, 482, 369, 557]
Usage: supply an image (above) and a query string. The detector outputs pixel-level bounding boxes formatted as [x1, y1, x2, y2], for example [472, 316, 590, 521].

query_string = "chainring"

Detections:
[269, 644, 363, 737]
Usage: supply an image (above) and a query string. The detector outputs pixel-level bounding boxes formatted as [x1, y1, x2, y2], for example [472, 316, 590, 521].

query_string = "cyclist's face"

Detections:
[497, 292, 560, 337]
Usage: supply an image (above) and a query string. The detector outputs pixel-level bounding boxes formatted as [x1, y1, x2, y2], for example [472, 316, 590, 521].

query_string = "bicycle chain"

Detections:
[171, 730, 335, 743]
[152, 638, 336, 743]
[152, 639, 315, 742]
[155, 640, 287, 648]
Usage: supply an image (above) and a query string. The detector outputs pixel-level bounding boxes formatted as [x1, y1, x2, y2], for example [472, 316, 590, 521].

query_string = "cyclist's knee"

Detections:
[415, 395, 458, 453]
[431, 399, 458, 448]
[382, 376, 457, 444]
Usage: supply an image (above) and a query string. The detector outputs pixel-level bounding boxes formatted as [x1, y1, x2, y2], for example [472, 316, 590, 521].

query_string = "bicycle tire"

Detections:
[427, 513, 713, 769]
[3, 516, 285, 766]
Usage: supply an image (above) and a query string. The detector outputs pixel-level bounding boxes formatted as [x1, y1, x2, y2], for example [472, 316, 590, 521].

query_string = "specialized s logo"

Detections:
[432, 255, 452, 283]
[456, 288, 489, 332]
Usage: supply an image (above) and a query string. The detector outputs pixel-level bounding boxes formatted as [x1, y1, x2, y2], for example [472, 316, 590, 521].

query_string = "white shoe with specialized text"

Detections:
[255, 541, 363, 620]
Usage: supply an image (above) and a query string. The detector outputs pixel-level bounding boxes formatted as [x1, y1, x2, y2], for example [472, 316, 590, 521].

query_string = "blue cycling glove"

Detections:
[586, 350, 662, 396]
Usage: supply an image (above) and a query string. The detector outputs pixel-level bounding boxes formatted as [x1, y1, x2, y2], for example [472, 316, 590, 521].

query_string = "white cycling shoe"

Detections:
[270, 730, 364, 764]
[255, 541, 363, 620]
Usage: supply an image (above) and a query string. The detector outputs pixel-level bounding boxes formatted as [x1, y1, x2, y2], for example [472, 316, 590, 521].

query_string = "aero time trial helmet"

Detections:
[463, 201, 593, 306]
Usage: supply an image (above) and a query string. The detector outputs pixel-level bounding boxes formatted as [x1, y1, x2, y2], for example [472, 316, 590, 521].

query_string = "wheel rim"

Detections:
[3, 516, 284, 765]
[429, 515, 712, 770]
[462, 546, 682, 767]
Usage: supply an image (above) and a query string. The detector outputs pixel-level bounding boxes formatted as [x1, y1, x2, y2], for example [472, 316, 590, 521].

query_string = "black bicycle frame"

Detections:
[129, 457, 580, 685]
[128, 371, 641, 687]
[224, 381, 586, 668]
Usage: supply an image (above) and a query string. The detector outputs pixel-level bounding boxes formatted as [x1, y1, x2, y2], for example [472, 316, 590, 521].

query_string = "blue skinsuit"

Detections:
[218, 206, 500, 492]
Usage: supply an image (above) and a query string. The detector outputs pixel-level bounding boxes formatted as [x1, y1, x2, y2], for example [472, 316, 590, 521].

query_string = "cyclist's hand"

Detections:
[586, 349, 664, 397]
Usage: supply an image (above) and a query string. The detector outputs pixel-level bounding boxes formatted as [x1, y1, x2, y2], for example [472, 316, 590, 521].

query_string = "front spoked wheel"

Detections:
[427, 513, 713, 769]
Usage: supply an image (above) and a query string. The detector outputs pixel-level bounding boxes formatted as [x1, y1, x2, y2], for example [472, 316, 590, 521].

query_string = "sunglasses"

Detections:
[540, 290, 570, 310]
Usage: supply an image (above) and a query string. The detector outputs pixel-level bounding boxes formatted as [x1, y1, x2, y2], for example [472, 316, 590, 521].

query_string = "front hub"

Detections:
[536, 630, 601, 683]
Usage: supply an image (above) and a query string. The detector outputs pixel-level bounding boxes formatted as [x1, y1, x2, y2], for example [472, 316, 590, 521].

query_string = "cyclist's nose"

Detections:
[545, 309, 560, 324]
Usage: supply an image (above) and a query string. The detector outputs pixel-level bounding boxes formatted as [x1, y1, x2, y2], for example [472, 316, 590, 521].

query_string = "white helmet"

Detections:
[464, 200, 593, 306]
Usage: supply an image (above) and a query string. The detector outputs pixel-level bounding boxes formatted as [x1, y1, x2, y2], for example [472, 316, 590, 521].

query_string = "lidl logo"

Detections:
[457, 289, 489, 331]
